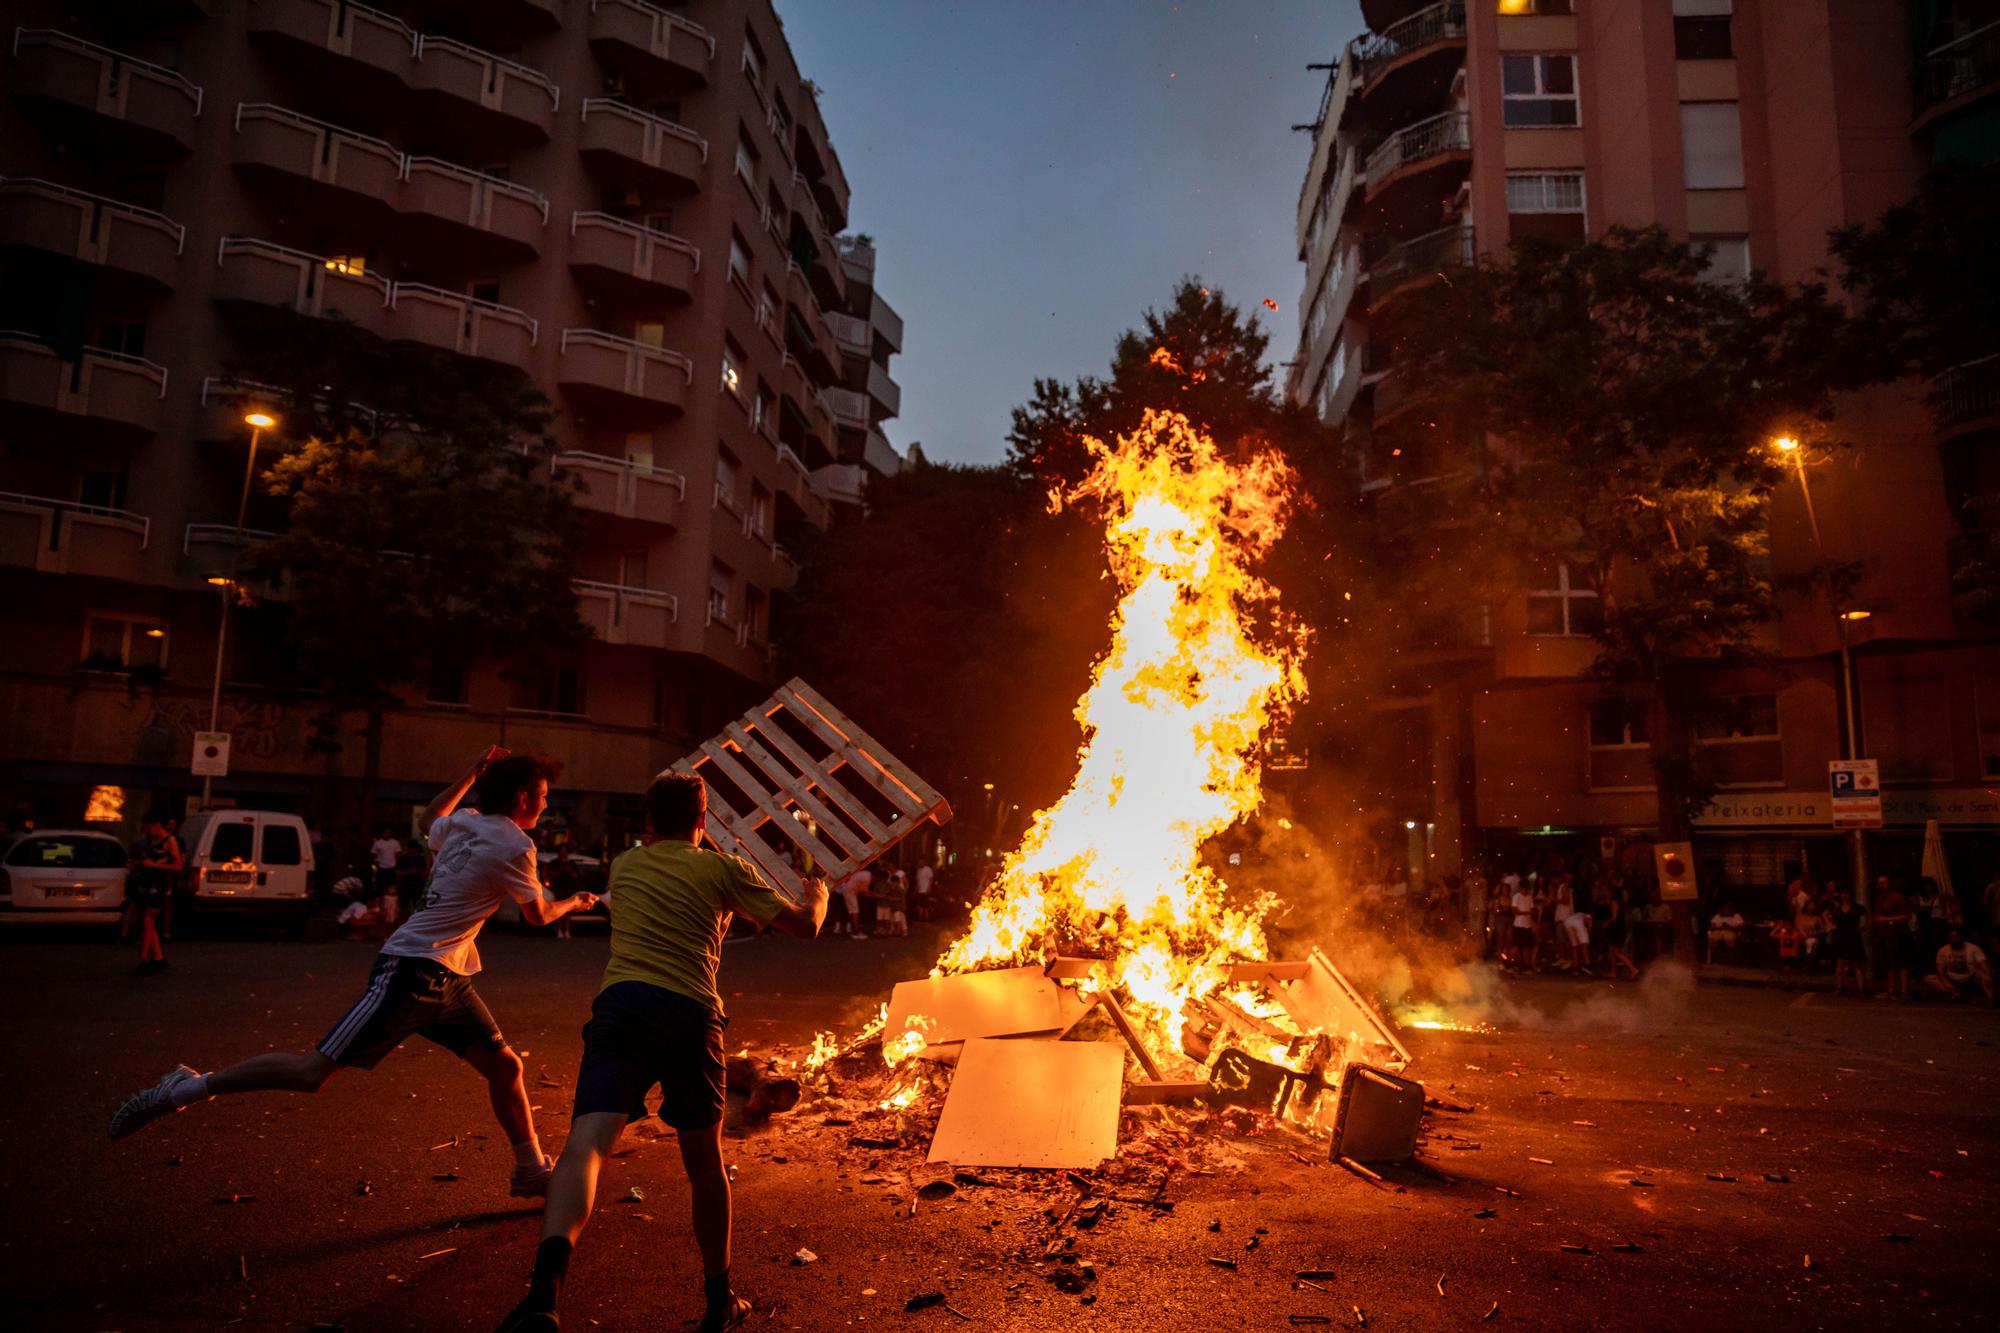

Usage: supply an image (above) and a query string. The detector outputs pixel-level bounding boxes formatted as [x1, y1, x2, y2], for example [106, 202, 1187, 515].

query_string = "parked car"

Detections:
[178, 810, 315, 934]
[0, 829, 128, 924]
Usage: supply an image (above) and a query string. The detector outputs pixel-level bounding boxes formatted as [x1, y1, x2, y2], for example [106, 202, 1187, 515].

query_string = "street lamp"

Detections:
[1774, 434, 1869, 900]
[202, 409, 277, 808]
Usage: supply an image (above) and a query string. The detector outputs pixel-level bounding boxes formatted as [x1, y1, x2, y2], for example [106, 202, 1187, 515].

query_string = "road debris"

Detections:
[1495, 1186, 1522, 1198]
[1884, 1233, 1916, 1243]
[1208, 1256, 1238, 1270]
[239, 1255, 248, 1281]
[1612, 1242, 1645, 1253]
[620, 1187, 644, 1203]
[917, 1181, 957, 1202]
[1528, 1157, 1554, 1165]
[1763, 1173, 1791, 1184]
[1352, 1304, 1367, 1326]
[1296, 1269, 1337, 1281]
[431, 1173, 457, 1183]
[793, 1248, 818, 1265]
[1471, 1207, 1498, 1219]
[419, 1247, 458, 1260]
[1484, 1301, 1501, 1321]
[905, 1292, 946, 1312]
[1706, 1173, 1737, 1182]
[354, 1180, 371, 1196]
[428, 1137, 458, 1151]
[1287, 1317, 1331, 1326]
[212, 1194, 255, 1205]
[1437, 1274, 1448, 1296]
[1561, 1244, 1594, 1255]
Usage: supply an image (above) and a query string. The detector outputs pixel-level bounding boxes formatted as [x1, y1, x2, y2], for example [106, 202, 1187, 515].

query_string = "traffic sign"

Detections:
[1654, 841, 1698, 902]
[1828, 758, 1881, 829]
[191, 731, 231, 778]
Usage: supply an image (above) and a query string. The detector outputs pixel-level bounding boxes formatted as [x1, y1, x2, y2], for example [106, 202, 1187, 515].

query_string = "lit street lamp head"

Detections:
[1772, 435, 1800, 452]
[244, 411, 277, 430]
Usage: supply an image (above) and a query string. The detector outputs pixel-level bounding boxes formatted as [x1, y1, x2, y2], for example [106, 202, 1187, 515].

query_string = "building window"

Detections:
[79, 470, 129, 510]
[708, 563, 734, 624]
[753, 384, 776, 435]
[727, 230, 753, 295]
[734, 130, 759, 192]
[757, 282, 780, 339]
[1680, 102, 1744, 189]
[744, 585, 769, 642]
[1497, 0, 1575, 14]
[468, 278, 501, 305]
[1673, 14, 1734, 59]
[1507, 171, 1586, 242]
[1693, 234, 1751, 283]
[1695, 692, 1782, 787]
[1588, 697, 1652, 791]
[1524, 563, 1601, 637]
[325, 255, 367, 277]
[1501, 54, 1579, 127]
[715, 450, 740, 509]
[510, 662, 584, 717]
[82, 611, 168, 673]
[1977, 675, 2000, 780]
[92, 320, 147, 357]
[426, 657, 470, 707]
[741, 29, 767, 91]
[748, 483, 773, 539]
[720, 338, 745, 397]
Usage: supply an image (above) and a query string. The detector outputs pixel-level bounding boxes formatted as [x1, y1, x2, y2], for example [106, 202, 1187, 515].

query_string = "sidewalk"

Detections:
[1694, 960, 1839, 991]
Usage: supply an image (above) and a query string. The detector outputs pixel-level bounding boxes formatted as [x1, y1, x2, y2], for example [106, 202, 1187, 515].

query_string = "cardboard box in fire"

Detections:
[895, 948, 1413, 1170]
[667, 678, 953, 903]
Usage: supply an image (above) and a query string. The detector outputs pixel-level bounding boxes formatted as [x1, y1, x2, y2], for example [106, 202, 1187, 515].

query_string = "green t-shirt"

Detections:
[600, 838, 788, 1014]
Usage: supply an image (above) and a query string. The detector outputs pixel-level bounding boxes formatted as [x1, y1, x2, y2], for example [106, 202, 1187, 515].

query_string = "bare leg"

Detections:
[541, 1110, 628, 1245]
[204, 1050, 337, 1096]
[138, 909, 164, 964]
[463, 1044, 535, 1147]
[678, 1120, 732, 1277]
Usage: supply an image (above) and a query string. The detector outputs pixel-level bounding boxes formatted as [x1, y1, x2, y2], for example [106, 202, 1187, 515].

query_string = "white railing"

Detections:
[558, 327, 693, 383]
[591, 0, 717, 57]
[574, 578, 677, 618]
[568, 210, 701, 269]
[0, 488, 150, 547]
[1349, 1, 1467, 90]
[1363, 111, 1470, 191]
[0, 330, 169, 398]
[552, 449, 686, 497]
[825, 310, 869, 349]
[0, 176, 184, 253]
[775, 444, 811, 483]
[579, 97, 708, 161]
[217, 236, 393, 307]
[822, 386, 868, 425]
[402, 156, 550, 221]
[183, 523, 275, 555]
[1366, 223, 1475, 294]
[414, 35, 559, 112]
[1921, 19, 2000, 105]
[12, 27, 204, 114]
[233, 101, 403, 172]
[392, 281, 538, 344]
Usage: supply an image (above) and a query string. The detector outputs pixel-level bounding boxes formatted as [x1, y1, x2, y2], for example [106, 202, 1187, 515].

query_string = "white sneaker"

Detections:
[109, 1064, 200, 1140]
[509, 1155, 553, 1198]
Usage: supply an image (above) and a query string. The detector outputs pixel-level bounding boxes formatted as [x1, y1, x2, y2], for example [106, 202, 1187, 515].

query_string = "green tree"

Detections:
[1377, 227, 1868, 951]
[227, 310, 584, 842]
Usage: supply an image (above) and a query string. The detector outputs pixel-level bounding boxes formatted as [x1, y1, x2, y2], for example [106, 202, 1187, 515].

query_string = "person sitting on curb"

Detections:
[1924, 930, 1994, 1004]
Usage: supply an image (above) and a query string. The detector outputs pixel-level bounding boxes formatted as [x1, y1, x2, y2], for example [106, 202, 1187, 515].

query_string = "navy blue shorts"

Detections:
[315, 954, 505, 1069]
[573, 981, 727, 1130]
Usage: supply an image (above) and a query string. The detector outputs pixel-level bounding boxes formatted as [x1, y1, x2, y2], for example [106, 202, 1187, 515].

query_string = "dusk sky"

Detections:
[780, 2, 1363, 467]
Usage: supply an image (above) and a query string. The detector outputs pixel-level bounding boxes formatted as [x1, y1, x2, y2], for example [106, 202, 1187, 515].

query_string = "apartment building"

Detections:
[0, 0, 907, 841]
[1290, 0, 2000, 905]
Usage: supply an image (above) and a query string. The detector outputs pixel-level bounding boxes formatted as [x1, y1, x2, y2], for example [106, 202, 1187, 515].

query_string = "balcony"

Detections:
[0, 177, 184, 293]
[194, 376, 292, 442]
[390, 0, 560, 44]
[566, 211, 698, 305]
[556, 328, 690, 414]
[870, 292, 904, 354]
[588, 0, 715, 95]
[778, 353, 834, 451]
[790, 171, 845, 303]
[231, 103, 402, 223]
[578, 98, 706, 197]
[182, 524, 287, 599]
[825, 310, 869, 357]
[1363, 110, 1470, 199]
[0, 333, 167, 433]
[811, 462, 866, 509]
[839, 234, 875, 284]
[575, 578, 677, 649]
[247, 0, 414, 106]
[1938, 354, 1999, 433]
[865, 361, 901, 421]
[553, 450, 685, 526]
[390, 283, 537, 364]
[1344, 1, 1466, 129]
[822, 386, 868, 430]
[0, 492, 150, 581]
[1365, 223, 1474, 311]
[215, 237, 390, 334]
[10, 29, 203, 152]
[400, 157, 548, 259]
[772, 443, 828, 528]
[1915, 20, 2000, 124]
[410, 35, 558, 145]
[785, 263, 841, 376]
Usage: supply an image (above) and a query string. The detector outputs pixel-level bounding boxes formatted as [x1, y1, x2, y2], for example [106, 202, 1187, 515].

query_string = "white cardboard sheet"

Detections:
[927, 1038, 1124, 1169]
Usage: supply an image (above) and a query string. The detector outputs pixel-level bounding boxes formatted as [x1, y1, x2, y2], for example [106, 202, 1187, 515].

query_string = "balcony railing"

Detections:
[1938, 353, 2000, 428]
[552, 449, 685, 525]
[578, 97, 707, 188]
[821, 385, 868, 428]
[248, 0, 415, 87]
[1349, 1, 1467, 92]
[825, 310, 869, 353]
[215, 236, 392, 331]
[567, 211, 699, 298]
[587, 0, 715, 86]
[870, 293, 904, 354]
[557, 327, 692, 410]
[390, 282, 537, 362]
[233, 102, 404, 204]
[0, 490, 151, 580]
[412, 34, 558, 139]
[1367, 223, 1474, 297]
[1919, 20, 2000, 107]
[574, 578, 677, 648]
[401, 155, 548, 251]
[0, 177, 183, 290]
[1363, 110, 1470, 192]
[866, 361, 901, 420]
[0, 332, 168, 431]
[11, 28, 204, 148]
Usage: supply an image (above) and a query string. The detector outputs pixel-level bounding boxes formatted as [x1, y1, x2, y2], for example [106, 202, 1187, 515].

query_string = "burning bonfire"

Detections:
[797, 409, 1411, 1167]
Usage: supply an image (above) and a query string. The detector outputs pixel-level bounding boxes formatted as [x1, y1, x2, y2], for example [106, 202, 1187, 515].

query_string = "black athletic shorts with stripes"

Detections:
[572, 980, 728, 1130]
[315, 953, 506, 1069]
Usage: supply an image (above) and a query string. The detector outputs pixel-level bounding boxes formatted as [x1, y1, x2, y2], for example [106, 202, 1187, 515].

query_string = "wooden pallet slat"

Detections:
[722, 721, 886, 850]
[774, 681, 942, 821]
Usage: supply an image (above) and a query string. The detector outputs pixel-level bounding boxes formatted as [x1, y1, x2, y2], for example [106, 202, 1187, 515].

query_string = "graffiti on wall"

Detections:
[139, 698, 288, 768]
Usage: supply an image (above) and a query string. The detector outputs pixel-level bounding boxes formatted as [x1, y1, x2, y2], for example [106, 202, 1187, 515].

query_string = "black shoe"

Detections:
[495, 1299, 557, 1332]
[696, 1296, 752, 1333]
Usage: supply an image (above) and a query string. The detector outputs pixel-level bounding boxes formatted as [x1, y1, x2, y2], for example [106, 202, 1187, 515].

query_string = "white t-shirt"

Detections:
[370, 837, 402, 870]
[838, 868, 870, 912]
[1939, 943, 1987, 984]
[380, 810, 542, 975]
[914, 865, 933, 896]
[1511, 891, 1535, 929]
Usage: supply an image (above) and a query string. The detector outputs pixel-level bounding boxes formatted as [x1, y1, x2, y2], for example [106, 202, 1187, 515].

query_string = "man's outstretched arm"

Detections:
[421, 745, 506, 829]
[769, 877, 830, 939]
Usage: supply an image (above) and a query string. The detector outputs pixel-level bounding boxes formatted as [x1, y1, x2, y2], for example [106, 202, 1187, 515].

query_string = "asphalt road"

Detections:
[6, 919, 1997, 1331]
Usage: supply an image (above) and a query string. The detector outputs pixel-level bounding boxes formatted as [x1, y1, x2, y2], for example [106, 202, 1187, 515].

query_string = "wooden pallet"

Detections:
[668, 677, 952, 903]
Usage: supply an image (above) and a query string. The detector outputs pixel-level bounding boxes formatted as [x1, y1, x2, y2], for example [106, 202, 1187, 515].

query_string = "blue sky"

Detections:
[779, 2, 1363, 466]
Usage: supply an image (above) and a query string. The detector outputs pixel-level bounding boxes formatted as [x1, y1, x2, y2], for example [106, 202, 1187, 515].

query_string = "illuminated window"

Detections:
[325, 255, 367, 277]
[1524, 563, 1601, 637]
[84, 786, 127, 824]
[1498, 0, 1574, 13]
[1501, 54, 1579, 127]
[82, 611, 168, 672]
[720, 338, 745, 397]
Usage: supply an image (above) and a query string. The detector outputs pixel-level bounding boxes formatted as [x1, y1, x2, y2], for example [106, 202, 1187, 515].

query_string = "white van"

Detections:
[179, 810, 315, 932]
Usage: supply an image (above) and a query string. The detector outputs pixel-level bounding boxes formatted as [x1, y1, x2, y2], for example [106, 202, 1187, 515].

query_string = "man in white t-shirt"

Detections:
[1509, 881, 1539, 971]
[110, 747, 598, 1199]
[369, 827, 404, 922]
[838, 866, 871, 940]
[913, 862, 935, 922]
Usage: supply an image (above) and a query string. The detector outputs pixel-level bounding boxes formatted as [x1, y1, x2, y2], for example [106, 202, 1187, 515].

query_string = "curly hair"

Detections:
[472, 752, 563, 815]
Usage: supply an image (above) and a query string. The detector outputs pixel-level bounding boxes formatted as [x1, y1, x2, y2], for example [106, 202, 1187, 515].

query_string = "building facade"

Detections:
[1290, 0, 2000, 909]
[0, 0, 906, 842]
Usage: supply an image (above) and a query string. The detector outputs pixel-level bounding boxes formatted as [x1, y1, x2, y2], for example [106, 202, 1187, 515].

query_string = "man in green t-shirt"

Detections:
[497, 772, 827, 1333]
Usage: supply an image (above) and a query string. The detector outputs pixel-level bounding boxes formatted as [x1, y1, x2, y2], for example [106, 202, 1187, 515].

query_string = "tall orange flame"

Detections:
[935, 409, 1306, 1054]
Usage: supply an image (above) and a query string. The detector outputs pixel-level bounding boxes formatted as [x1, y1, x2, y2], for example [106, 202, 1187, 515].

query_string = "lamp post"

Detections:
[1774, 436, 1870, 903]
[202, 410, 276, 808]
